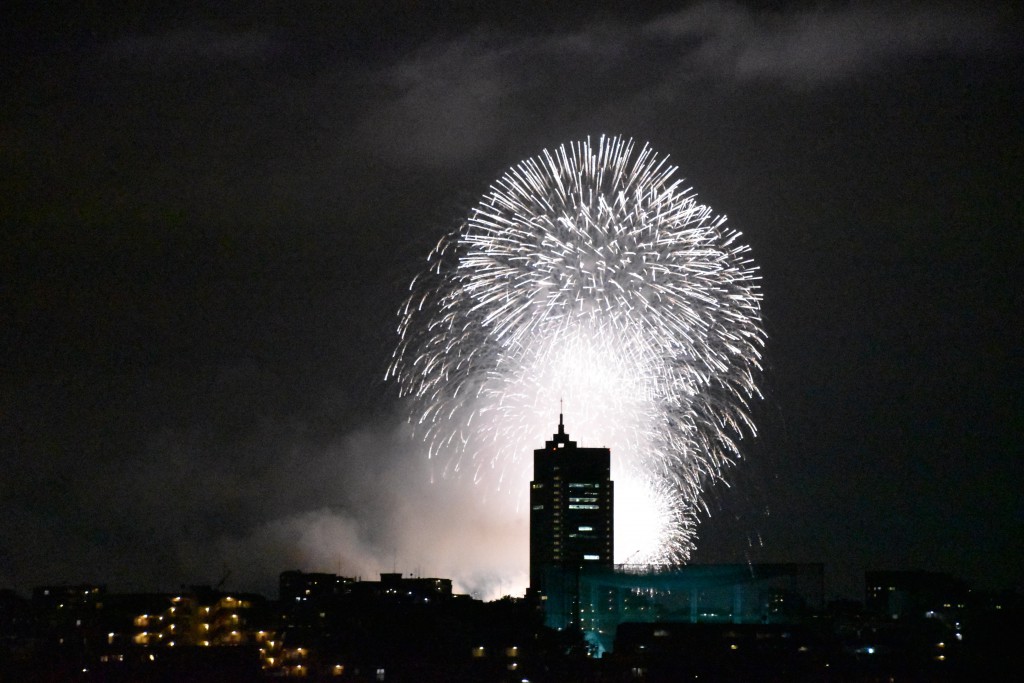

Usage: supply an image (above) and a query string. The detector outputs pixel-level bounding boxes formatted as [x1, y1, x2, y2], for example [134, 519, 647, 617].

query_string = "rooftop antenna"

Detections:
[558, 398, 565, 435]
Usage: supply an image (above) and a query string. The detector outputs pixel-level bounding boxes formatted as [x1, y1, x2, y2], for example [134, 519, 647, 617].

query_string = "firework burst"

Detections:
[388, 135, 765, 563]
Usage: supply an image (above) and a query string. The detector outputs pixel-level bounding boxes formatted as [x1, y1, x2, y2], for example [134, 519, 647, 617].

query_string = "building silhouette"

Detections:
[865, 569, 968, 619]
[529, 413, 613, 626]
[4, 570, 1012, 678]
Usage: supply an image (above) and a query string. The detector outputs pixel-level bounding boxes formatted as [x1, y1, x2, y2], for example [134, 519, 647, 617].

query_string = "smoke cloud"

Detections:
[192, 419, 529, 600]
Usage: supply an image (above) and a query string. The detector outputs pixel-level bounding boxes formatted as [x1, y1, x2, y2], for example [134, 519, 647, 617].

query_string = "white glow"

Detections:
[390, 136, 764, 567]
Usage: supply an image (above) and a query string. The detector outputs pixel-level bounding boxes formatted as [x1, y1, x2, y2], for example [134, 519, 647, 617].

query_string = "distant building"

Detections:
[274, 571, 465, 678]
[124, 590, 269, 649]
[0, 589, 32, 638]
[525, 415, 827, 656]
[31, 584, 106, 650]
[529, 413, 614, 626]
[556, 562, 823, 655]
[360, 572, 453, 604]
[279, 570, 354, 604]
[31, 584, 106, 611]
[865, 570, 968, 619]
[615, 621, 825, 679]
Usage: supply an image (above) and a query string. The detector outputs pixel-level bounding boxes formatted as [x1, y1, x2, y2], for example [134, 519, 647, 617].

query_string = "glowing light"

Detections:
[389, 135, 764, 562]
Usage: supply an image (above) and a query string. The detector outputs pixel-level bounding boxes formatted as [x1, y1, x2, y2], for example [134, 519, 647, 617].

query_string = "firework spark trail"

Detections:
[388, 135, 765, 563]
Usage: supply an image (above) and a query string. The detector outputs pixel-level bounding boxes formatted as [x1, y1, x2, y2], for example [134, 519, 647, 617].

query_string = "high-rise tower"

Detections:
[529, 413, 613, 611]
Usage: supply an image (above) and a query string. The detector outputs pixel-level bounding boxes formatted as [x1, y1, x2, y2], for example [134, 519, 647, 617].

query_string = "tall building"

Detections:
[529, 413, 613, 622]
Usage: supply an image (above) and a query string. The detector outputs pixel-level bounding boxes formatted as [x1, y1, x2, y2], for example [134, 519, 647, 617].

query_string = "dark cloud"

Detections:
[352, 2, 1017, 171]
[108, 28, 277, 68]
[357, 36, 515, 167]
[647, 2, 1013, 83]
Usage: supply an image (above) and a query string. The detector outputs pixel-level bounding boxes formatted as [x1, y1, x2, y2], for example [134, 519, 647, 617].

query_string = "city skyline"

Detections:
[2, 2, 1021, 602]
[7, 564, 1009, 679]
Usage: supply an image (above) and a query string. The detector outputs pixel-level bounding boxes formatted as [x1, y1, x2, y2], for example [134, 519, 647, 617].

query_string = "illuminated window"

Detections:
[584, 554, 600, 561]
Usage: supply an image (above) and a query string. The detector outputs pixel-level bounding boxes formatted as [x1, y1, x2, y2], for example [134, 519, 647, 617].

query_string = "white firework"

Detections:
[388, 135, 765, 563]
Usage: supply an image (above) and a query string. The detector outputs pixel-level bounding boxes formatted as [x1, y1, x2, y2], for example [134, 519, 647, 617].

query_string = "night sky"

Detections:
[3, 2, 1021, 601]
